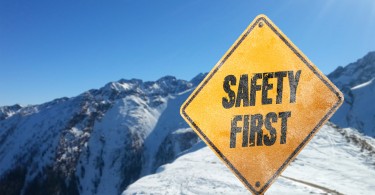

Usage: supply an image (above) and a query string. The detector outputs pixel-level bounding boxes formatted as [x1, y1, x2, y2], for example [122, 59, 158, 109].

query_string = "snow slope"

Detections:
[124, 123, 375, 194]
[329, 51, 375, 137]
[0, 75, 204, 195]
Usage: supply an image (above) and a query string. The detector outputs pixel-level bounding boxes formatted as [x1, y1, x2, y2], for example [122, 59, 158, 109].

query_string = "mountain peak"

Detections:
[156, 75, 176, 82]
[190, 72, 208, 86]
[328, 51, 375, 89]
[329, 51, 375, 136]
[0, 104, 23, 120]
[362, 51, 375, 61]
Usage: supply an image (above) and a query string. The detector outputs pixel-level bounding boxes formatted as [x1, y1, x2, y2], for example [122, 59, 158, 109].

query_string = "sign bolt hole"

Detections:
[255, 181, 260, 188]
[258, 22, 264, 28]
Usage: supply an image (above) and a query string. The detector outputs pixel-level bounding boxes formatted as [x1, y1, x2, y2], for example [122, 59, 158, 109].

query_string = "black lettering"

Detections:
[250, 114, 263, 146]
[274, 71, 287, 104]
[242, 115, 249, 147]
[230, 115, 242, 148]
[250, 73, 262, 106]
[222, 75, 236, 109]
[262, 72, 273, 105]
[264, 112, 277, 146]
[236, 75, 249, 107]
[279, 111, 291, 144]
[288, 70, 301, 103]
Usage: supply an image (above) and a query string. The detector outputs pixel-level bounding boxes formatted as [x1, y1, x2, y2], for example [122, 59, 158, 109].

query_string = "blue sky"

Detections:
[1, 0, 375, 106]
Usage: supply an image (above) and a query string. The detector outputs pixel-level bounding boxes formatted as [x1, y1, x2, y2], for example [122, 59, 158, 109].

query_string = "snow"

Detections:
[140, 91, 193, 176]
[0, 104, 22, 120]
[124, 124, 375, 195]
[331, 77, 375, 137]
[0, 75, 198, 194]
[173, 128, 193, 134]
[329, 51, 375, 137]
[282, 125, 375, 195]
[71, 127, 83, 137]
[329, 51, 375, 90]
[0, 98, 80, 181]
[351, 78, 374, 90]
[77, 95, 166, 195]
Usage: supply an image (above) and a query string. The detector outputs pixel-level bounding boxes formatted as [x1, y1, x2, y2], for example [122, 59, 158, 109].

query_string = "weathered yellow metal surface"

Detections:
[180, 14, 343, 195]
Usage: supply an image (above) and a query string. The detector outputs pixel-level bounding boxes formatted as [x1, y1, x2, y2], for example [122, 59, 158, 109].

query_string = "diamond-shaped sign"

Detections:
[180, 14, 343, 194]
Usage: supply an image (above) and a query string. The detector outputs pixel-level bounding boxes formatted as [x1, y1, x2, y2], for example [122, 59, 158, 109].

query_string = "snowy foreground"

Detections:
[124, 124, 375, 194]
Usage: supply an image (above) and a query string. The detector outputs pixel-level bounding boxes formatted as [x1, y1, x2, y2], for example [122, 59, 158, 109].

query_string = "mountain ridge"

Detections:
[0, 74, 205, 194]
[329, 51, 375, 136]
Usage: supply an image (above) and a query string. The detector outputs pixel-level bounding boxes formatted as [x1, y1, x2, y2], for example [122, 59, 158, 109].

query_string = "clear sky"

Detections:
[1, 0, 375, 106]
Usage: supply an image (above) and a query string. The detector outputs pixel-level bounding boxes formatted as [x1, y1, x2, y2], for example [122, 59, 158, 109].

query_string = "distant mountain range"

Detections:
[329, 51, 375, 137]
[0, 51, 374, 194]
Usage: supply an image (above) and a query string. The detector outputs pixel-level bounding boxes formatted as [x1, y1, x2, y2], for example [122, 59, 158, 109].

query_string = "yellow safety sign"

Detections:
[180, 14, 343, 194]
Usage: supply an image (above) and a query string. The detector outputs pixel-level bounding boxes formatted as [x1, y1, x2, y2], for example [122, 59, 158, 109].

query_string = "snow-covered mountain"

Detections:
[0, 104, 22, 120]
[124, 123, 375, 195]
[1, 51, 375, 195]
[329, 51, 375, 137]
[0, 75, 205, 195]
